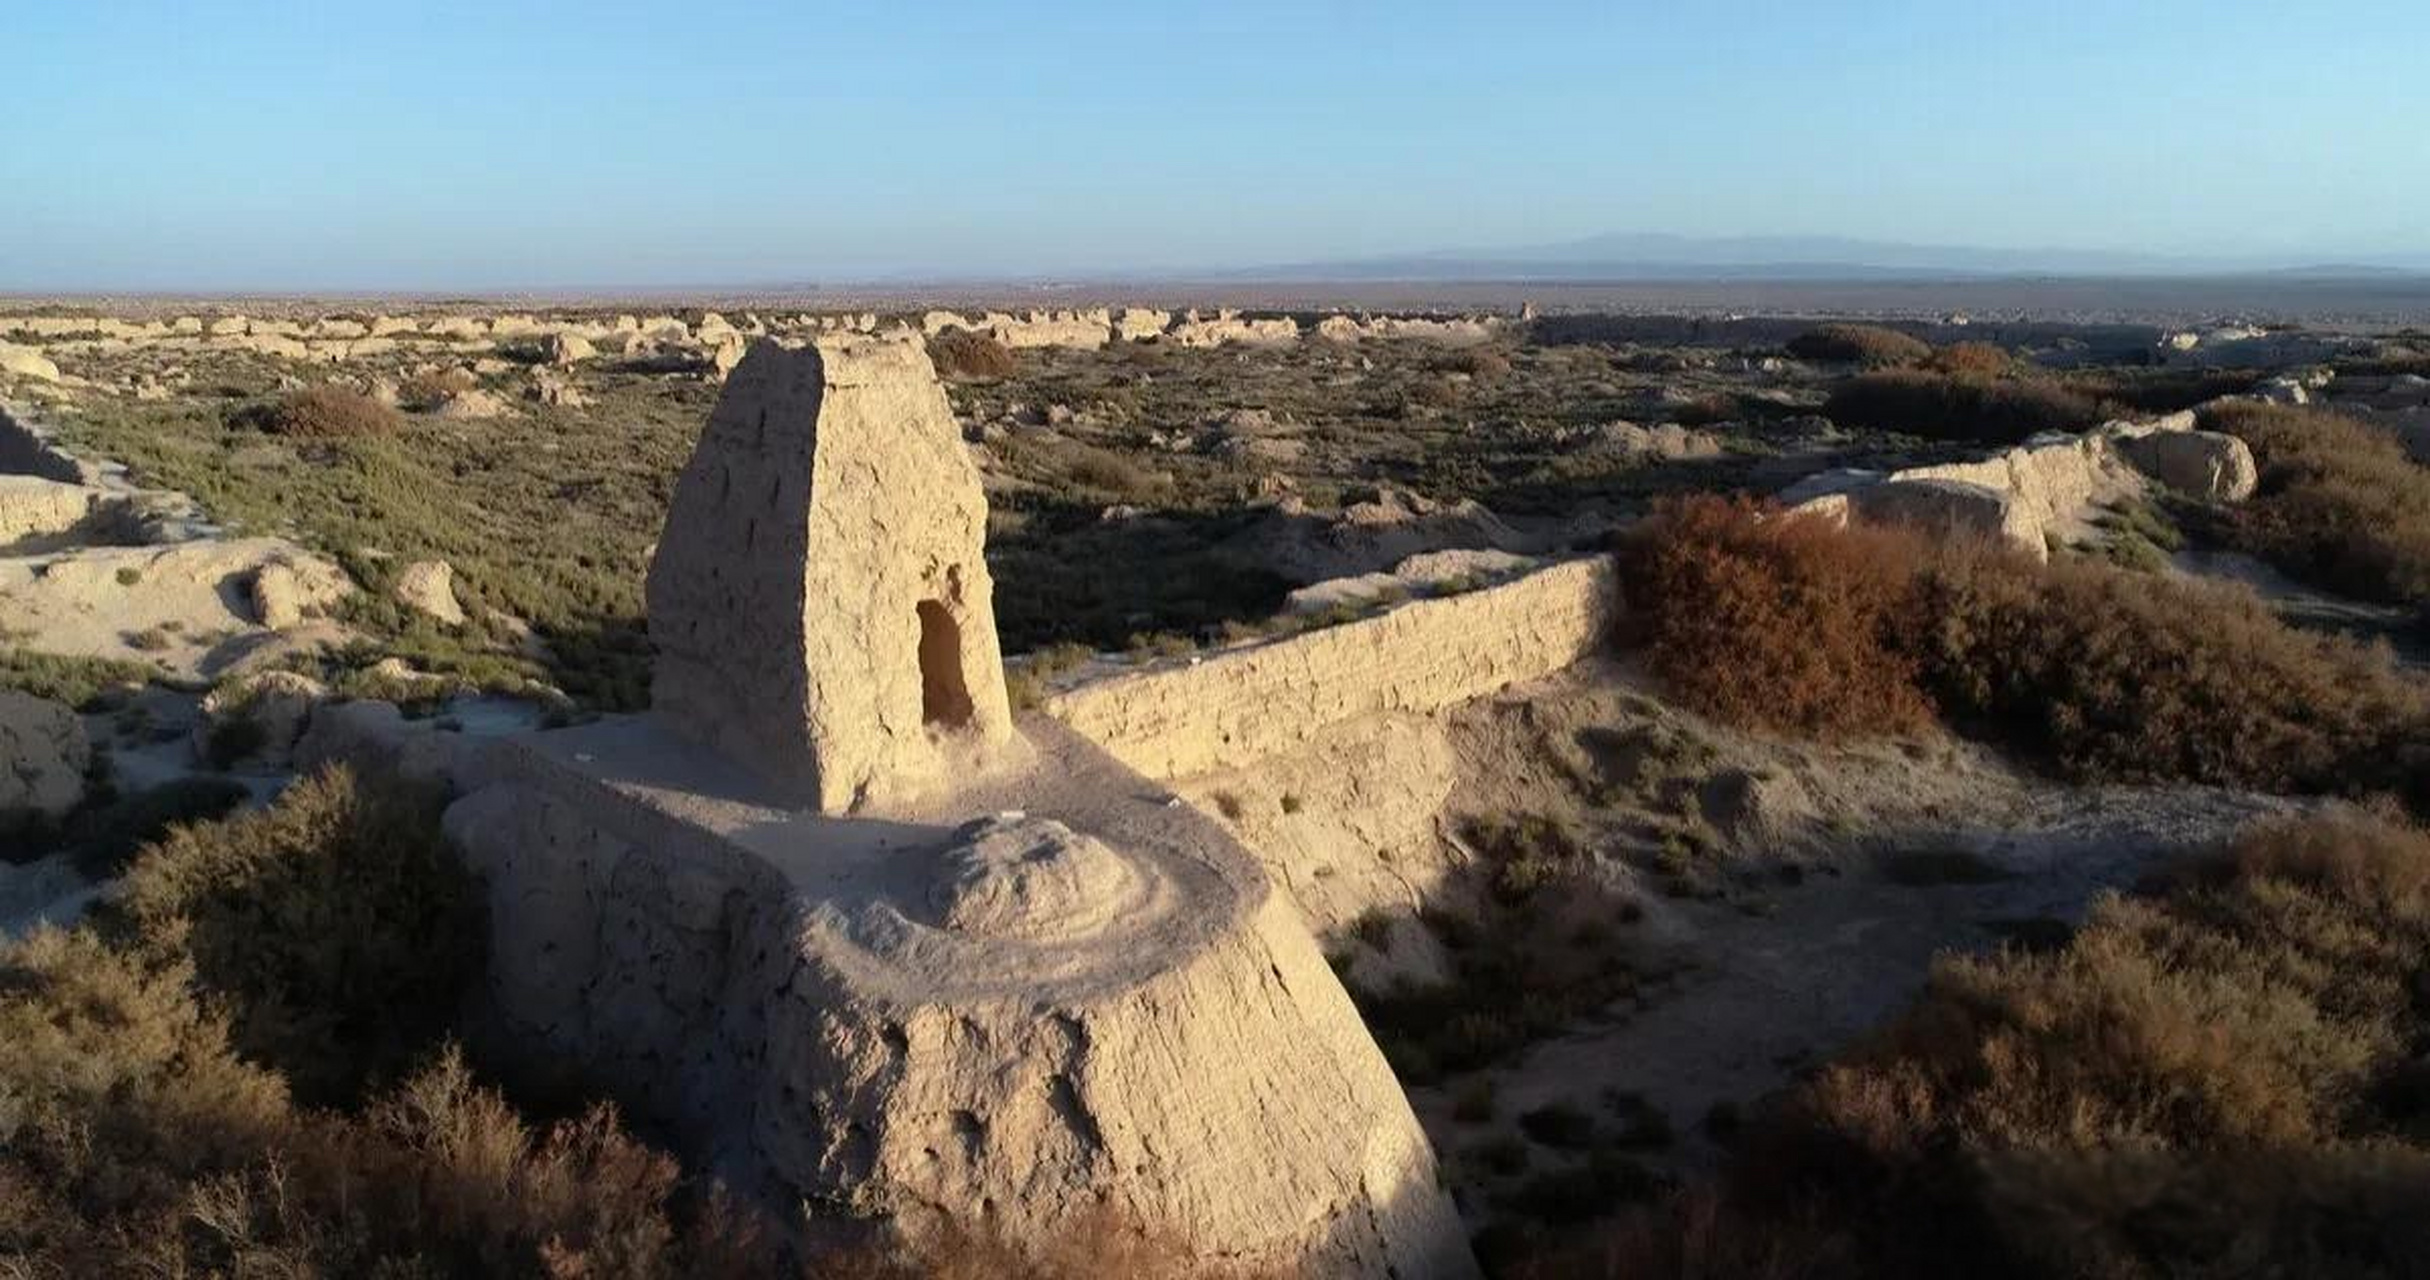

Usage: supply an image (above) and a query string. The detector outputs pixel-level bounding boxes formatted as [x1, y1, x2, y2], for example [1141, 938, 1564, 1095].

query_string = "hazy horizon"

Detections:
[9, 1, 2426, 291]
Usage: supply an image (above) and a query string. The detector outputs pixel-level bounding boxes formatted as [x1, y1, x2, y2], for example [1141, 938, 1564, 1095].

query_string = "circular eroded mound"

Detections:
[925, 814, 1162, 941]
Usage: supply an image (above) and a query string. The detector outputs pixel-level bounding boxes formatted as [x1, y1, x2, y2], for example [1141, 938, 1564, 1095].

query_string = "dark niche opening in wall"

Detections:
[918, 599, 975, 728]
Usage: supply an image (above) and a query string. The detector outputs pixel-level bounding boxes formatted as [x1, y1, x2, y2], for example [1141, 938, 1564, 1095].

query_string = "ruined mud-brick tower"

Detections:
[646, 333, 1014, 811]
[447, 330, 1479, 1277]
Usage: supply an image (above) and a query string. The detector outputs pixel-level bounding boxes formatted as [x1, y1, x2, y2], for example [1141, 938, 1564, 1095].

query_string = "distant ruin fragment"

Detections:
[646, 334, 1015, 812]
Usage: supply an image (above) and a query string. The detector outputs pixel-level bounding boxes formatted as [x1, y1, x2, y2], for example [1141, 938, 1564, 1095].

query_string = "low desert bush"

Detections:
[1909, 543, 2426, 793]
[0, 922, 773, 1278]
[1536, 810, 2430, 1278]
[927, 327, 1017, 380]
[398, 365, 478, 410]
[1400, 374, 1466, 413]
[1061, 442, 1167, 497]
[63, 774, 251, 877]
[2202, 399, 2430, 606]
[239, 385, 402, 439]
[0, 647, 156, 707]
[2066, 367, 2262, 413]
[108, 765, 483, 1103]
[1613, 495, 1935, 739]
[2, 763, 1230, 1278]
[1353, 813, 1639, 1082]
[1785, 323, 1931, 368]
[1922, 341, 2018, 377]
[1434, 346, 1515, 379]
[1822, 369, 2108, 443]
[1615, 495, 2429, 797]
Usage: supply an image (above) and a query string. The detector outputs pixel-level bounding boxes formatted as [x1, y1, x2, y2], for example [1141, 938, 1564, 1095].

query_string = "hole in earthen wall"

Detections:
[918, 599, 975, 729]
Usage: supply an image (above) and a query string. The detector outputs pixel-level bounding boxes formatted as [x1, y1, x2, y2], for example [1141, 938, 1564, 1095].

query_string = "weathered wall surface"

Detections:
[1780, 411, 2253, 558]
[1045, 556, 1619, 781]
[444, 719, 1479, 1278]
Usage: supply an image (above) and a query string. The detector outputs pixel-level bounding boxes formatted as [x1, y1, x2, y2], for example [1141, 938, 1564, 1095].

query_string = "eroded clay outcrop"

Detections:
[1784, 412, 2253, 557]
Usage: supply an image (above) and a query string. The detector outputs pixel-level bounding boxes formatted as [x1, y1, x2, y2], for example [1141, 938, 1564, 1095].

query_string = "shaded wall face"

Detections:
[644, 344, 827, 798]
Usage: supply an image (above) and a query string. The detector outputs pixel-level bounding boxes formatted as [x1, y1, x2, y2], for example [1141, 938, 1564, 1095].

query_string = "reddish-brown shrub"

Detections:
[2202, 399, 2430, 605]
[926, 327, 1016, 380]
[1785, 324, 1931, 368]
[1614, 495, 1935, 738]
[241, 386, 401, 438]
[1615, 495, 2428, 797]
[1922, 341, 2017, 377]
[1823, 370, 2108, 443]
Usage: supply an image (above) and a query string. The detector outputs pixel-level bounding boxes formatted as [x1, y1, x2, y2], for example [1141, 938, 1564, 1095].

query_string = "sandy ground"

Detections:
[1412, 780, 2296, 1188]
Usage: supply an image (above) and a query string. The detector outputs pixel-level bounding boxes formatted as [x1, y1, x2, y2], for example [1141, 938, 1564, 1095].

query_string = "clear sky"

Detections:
[6, 0, 2425, 290]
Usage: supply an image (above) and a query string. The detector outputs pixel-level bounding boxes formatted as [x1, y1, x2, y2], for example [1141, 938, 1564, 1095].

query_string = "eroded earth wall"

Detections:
[1045, 556, 1620, 781]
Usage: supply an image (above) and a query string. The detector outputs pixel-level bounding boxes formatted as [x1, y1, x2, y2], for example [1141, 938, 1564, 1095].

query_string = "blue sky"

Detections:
[5, 1, 2425, 289]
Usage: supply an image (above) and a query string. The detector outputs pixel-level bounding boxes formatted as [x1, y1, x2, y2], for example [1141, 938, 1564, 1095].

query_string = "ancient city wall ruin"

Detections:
[1045, 557, 1620, 781]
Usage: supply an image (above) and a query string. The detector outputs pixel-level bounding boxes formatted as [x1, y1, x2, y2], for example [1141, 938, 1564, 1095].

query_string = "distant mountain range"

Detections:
[1227, 233, 2430, 283]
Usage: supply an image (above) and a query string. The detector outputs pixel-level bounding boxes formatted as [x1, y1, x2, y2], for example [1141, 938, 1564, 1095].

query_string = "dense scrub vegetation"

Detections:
[926, 327, 1018, 380]
[235, 385, 402, 438]
[0, 766, 1235, 1277]
[1616, 495, 2427, 798]
[1784, 324, 1931, 368]
[1533, 809, 2430, 1278]
[2202, 399, 2430, 606]
[1821, 369, 2110, 443]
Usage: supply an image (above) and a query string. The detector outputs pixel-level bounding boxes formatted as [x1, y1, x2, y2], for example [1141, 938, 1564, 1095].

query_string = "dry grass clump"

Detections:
[2202, 399, 2430, 605]
[1434, 346, 1515, 379]
[398, 365, 478, 410]
[1613, 495, 1934, 739]
[1060, 441, 1168, 497]
[927, 327, 1017, 380]
[1615, 495, 2427, 797]
[1785, 323, 1931, 368]
[241, 385, 401, 438]
[1822, 369, 2108, 443]
[1551, 810, 2430, 1279]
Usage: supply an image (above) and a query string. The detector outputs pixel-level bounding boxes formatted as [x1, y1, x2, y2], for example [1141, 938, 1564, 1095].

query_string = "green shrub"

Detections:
[1063, 443, 1167, 497]
[0, 925, 783, 1278]
[0, 648, 156, 708]
[1554, 810, 2430, 1278]
[1910, 543, 2426, 794]
[1786, 323, 1931, 368]
[64, 775, 250, 877]
[1823, 369, 2108, 443]
[110, 766, 483, 1104]
[201, 710, 270, 769]
[398, 366, 478, 410]
[2203, 399, 2430, 606]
